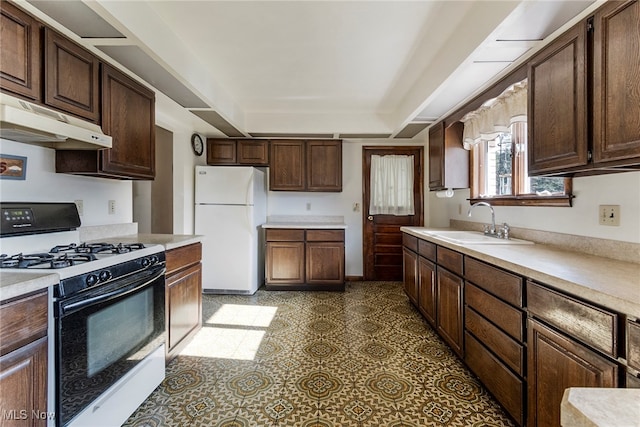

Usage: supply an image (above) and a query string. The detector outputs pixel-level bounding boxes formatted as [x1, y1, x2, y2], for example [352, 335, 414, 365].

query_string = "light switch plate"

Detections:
[599, 205, 620, 226]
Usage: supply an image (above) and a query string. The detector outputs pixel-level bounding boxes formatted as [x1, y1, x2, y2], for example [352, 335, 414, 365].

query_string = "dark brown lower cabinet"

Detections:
[165, 243, 202, 361]
[0, 337, 48, 427]
[436, 267, 464, 357]
[527, 319, 618, 427]
[465, 332, 524, 425]
[417, 256, 436, 327]
[402, 248, 418, 305]
[266, 241, 305, 285]
[306, 241, 345, 285]
[265, 229, 344, 290]
[0, 290, 48, 426]
[628, 319, 640, 387]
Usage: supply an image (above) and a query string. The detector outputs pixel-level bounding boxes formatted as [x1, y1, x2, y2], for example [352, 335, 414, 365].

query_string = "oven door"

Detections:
[55, 264, 165, 427]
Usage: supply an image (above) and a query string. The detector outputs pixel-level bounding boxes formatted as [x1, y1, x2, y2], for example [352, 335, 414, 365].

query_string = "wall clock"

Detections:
[191, 134, 204, 156]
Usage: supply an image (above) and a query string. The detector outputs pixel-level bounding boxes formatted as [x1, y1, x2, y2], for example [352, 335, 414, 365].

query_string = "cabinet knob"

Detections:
[367, 215, 374, 221]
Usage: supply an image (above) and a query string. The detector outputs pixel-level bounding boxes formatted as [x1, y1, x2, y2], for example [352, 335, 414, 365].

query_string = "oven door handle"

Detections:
[60, 266, 165, 316]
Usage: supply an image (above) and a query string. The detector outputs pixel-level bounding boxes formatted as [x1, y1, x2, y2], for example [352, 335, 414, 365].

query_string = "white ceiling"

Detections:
[23, 0, 599, 139]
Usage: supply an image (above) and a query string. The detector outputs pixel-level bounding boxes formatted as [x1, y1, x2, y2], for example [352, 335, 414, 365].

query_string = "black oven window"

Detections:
[87, 287, 154, 377]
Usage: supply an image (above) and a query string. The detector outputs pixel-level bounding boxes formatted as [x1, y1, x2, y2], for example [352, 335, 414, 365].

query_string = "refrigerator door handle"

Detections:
[245, 175, 252, 226]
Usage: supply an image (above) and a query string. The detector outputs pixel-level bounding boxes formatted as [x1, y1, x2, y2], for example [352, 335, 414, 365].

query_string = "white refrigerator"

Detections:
[194, 166, 267, 294]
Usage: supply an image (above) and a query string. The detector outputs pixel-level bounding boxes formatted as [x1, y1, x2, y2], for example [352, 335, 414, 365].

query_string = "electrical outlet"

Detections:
[599, 204, 620, 226]
[108, 200, 116, 215]
[353, 202, 360, 212]
[74, 200, 83, 216]
[306, 202, 311, 211]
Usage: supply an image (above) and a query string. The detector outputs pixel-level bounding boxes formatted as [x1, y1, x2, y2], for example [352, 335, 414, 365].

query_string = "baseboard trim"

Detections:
[345, 276, 364, 281]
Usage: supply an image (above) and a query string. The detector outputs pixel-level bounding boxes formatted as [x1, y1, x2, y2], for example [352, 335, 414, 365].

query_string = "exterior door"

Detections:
[363, 146, 423, 280]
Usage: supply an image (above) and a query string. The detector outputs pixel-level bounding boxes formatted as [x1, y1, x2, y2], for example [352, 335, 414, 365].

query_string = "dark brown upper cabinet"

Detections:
[306, 140, 342, 191]
[592, 0, 640, 165]
[528, 20, 589, 175]
[206, 139, 269, 166]
[428, 121, 468, 191]
[528, 0, 640, 176]
[56, 64, 156, 179]
[270, 140, 305, 190]
[0, 1, 42, 100]
[270, 139, 342, 192]
[44, 28, 100, 123]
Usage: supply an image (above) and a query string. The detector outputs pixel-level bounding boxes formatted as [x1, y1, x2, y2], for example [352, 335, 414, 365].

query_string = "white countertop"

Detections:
[561, 388, 640, 427]
[0, 272, 57, 302]
[89, 233, 203, 251]
[401, 227, 640, 318]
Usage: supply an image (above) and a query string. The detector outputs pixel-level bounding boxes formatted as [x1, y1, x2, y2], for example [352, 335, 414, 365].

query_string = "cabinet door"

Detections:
[0, 1, 41, 100]
[206, 139, 236, 164]
[528, 21, 588, 175]
[167, 263, 202, 352]
[266, 241, 305, 284]
[0, 337, 47, 427]
[101, 63, 156, 179]
[238, 140, 269, 165]
[592, 0, 640, 164]
[306, 140, 342, 191]
[527, 319, 618, 427]
[418, 256, 436, 327]
[428, 122, 445, 190]
[270, 140, 305, 190]
[437, 267, 464, 357]
[402, 248, 418, 305]
[44, 28, 100, 123]
[306, 241, 344, 285]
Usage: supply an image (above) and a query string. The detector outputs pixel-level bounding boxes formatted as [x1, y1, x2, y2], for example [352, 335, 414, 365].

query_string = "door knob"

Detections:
[367, 215, 373, 221]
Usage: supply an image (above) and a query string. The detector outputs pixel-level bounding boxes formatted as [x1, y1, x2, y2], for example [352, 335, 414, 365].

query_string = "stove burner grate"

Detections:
[51, 242, 146, 254]
[0, 252, 97, 269]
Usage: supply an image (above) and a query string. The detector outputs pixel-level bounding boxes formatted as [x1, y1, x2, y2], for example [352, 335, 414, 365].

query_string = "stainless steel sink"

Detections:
[417, 230, 534, 245]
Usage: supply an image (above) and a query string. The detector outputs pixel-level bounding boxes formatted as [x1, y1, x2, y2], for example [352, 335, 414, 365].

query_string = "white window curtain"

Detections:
[461, 80, 528, 150]
[369, 154, 415, 216]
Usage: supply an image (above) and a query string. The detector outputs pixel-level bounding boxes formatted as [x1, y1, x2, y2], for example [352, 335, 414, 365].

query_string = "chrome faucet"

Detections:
[467, 201, 496, 236]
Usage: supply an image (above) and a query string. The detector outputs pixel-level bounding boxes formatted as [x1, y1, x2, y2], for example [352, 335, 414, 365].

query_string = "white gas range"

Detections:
[0, 202, 166, 427]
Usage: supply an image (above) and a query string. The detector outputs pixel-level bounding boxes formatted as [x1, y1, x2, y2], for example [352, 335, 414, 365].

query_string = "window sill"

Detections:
[468, 194, 574, 207]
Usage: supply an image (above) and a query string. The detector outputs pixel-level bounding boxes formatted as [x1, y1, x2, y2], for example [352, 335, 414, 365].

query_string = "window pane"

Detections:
[485, 133, 512, 196]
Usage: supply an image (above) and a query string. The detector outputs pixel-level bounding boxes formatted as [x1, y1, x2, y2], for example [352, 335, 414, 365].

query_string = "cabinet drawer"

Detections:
[465, 332, 524, 426]
[628, 319, 640, 372]
[0, 291, 48, 356]
[465, 257, 523, 307]
[437, 246, 463, 276]
[466, 283, 524, 341]
[306, 229, 344, 242]
[465, 307, 524, 376]
[402, 233, 418, 252]
[418, 239, 436, 262]
[166, 243, 202, 276]
[266, 229, 305, 242]
[527, 281, 617, 357]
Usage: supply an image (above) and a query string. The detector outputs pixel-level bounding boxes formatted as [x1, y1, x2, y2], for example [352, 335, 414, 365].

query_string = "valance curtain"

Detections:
[369, 154, 414, 216]
[461, 80, 528, 150]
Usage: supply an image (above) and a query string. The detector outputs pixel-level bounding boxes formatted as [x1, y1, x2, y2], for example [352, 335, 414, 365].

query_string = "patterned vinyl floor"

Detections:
[124, 282, 515, 426]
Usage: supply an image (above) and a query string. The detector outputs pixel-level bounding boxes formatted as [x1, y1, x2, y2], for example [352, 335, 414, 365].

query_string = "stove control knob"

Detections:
[99, 270, 112, 282]
[141, 257, 150, 268]
[86, 274, 99, 287]
[150, 255, 159, 264]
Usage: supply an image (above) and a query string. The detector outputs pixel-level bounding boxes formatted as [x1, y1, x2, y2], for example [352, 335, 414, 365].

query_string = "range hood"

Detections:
[0, 93, 112, 150]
